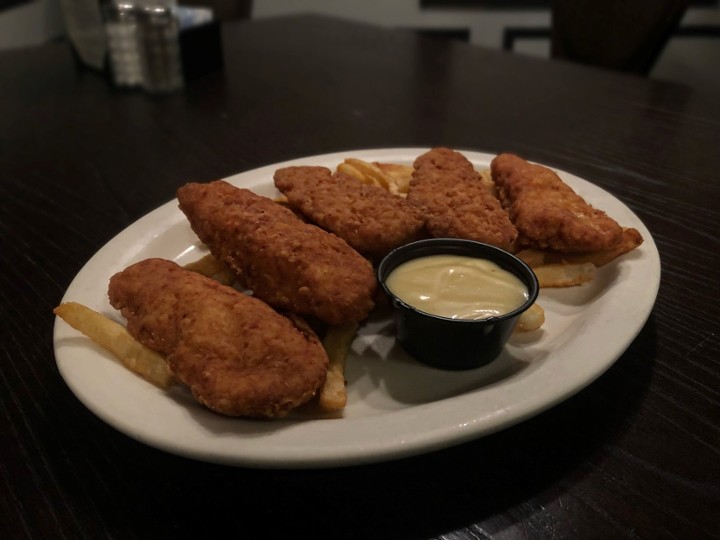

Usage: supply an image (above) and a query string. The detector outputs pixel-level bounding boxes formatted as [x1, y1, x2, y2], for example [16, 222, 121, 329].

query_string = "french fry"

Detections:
[375, 162, 413, 179]
[343, 158, 393, 191]
[273, 194, 289, 204]
[533, 263, 596, 288]
[376, 162, 413, 196]
[183, 253, 226, 276]
[478, 168, 497, 197]
[337, 162, 371, 184]
[54, 302, 175, 388]
[574, 227, 643, 267]
[516, 228, 643, 270]
[183, 254, 234, 285]
[317, 323, 358, 412]
[514, 303, 545, 332]
[338, 159, 412, 196]
[514, 249, 549, 268]
[514, 227, 643, 287]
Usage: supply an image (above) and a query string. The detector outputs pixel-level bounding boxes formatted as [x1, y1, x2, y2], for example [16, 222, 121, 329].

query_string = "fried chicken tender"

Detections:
[274, 166, 425, 259]
[407, 147, 518, 251]
[177, 180, 376, 326]
[108, 259, 329, 418]
[491, 153, 624, 253]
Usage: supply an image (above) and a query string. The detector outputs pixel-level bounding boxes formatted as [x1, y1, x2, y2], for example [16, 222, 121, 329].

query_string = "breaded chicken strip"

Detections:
[491, 153, 624, 253]
[408, 147, 518, 251]
[274, 166, 425, 259]
[108, 259, 328, 418]
[177, 181, 376, 325]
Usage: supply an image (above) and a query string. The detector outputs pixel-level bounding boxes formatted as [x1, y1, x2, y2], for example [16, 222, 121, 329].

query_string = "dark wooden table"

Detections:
[2, 14, 718, 540]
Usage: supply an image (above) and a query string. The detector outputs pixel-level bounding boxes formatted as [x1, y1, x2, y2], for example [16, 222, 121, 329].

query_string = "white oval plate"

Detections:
[54, 149, 660, 468]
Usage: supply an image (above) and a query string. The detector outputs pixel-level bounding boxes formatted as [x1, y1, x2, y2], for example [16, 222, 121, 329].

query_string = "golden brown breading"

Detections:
[491, 153, 624, 253]
[407, 147, 518, 251]
[274, 166, 425, 259]
[177, 180, 376, 325]
[108, 258, 329, 418]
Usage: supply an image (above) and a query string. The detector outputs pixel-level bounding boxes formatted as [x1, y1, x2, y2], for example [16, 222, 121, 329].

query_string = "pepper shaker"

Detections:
[137, 2, 184, 93]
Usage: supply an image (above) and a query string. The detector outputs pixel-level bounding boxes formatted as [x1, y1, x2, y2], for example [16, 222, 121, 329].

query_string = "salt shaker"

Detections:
[105, 2, 143, 87]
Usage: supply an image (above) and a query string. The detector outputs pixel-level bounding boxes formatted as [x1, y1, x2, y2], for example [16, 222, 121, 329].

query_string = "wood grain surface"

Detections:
[1, 15, 718, 540]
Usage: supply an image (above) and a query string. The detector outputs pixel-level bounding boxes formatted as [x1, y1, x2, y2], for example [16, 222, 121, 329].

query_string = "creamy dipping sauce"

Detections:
[385, 254, 529, 320]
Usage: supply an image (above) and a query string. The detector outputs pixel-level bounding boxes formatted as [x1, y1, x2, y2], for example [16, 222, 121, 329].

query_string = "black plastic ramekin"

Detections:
[377, 238, 539, 370]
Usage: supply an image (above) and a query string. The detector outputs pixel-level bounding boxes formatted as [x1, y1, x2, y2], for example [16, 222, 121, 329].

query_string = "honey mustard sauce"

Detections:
[385, 254, 528, 320]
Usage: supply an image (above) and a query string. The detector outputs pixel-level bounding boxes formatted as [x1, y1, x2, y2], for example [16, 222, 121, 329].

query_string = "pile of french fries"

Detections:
[338, 159, 414, 197]
[55, 156, 640, 418]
